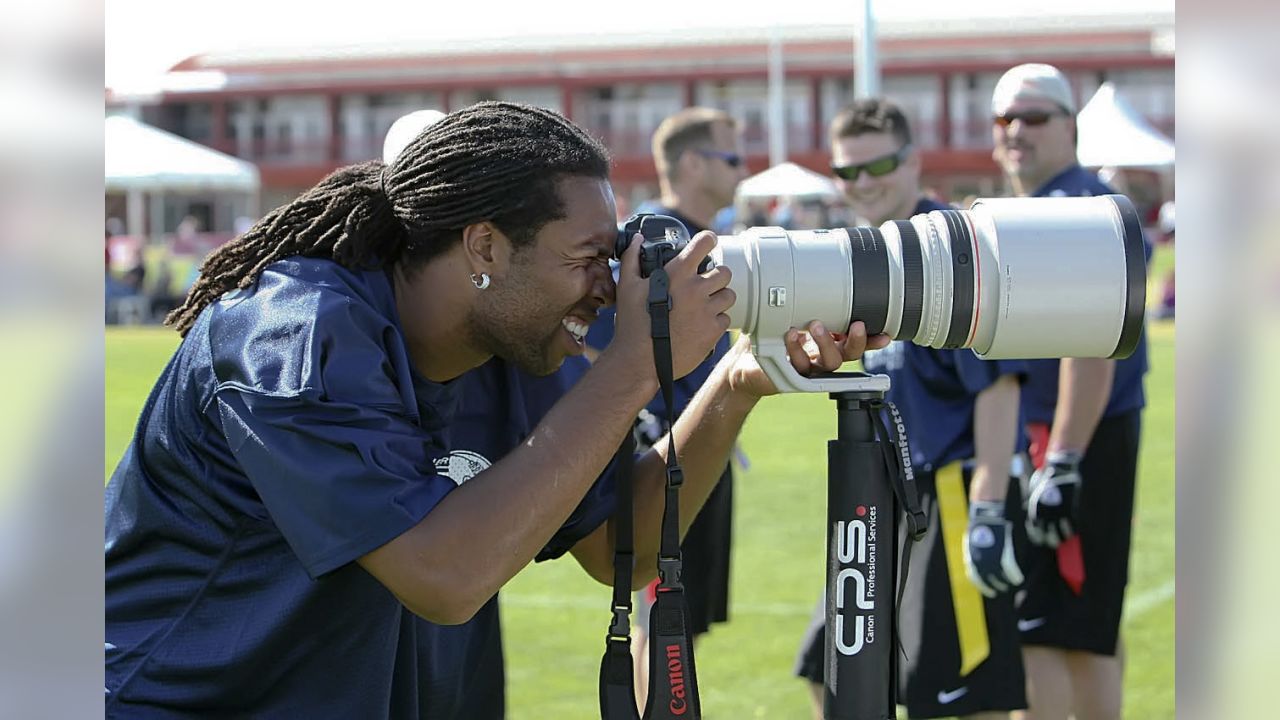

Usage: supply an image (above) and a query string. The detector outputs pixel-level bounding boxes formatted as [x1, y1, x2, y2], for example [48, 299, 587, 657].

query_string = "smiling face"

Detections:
[468, 175, 619, 376]
[831, 130, 921, 226]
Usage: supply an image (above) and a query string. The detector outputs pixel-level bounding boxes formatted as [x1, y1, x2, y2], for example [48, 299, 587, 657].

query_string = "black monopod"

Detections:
[822, 377, 926, 720]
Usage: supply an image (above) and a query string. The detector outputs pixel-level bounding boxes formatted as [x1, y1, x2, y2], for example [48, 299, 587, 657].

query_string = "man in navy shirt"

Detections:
[380, 106, 603, 719]
[795, 99, 1029, 720]
[991, 64, 1149, 720]
[104, 101, 886, 718]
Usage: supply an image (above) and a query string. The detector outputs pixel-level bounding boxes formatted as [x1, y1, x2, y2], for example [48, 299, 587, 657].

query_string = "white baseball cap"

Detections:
[991, 63, 1076, 115]
[382, 109, 447, 164]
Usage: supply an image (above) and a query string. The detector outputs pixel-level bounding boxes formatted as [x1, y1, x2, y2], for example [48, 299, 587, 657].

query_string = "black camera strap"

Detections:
[600, 266, 701, 720]
[867, 399, 928, 660]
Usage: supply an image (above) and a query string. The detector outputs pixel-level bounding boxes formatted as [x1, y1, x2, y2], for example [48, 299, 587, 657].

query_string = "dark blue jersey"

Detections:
[105, 258, 612, 719]
[1021, 164, 1149, 423]
[859, 198, 1028, 470]
[585, 206, 732, 421]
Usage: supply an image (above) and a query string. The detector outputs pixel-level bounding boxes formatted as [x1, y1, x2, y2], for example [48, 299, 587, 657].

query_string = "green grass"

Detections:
[105, 327, 181, 475]
[104, 283, 1174, 718]
[496, 320, 1174, 720]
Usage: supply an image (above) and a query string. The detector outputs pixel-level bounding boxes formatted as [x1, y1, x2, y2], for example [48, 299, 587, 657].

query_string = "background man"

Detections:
[795, 98, 1029, 720]
[585, 106, 748, 708]
[991, 63, 1149, 720]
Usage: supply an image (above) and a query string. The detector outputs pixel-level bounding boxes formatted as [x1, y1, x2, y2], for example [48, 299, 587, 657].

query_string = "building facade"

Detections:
[108, 14, 1173, 220]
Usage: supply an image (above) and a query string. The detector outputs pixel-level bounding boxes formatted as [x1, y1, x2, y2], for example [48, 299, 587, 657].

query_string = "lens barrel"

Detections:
[710, 194, 1146, 361]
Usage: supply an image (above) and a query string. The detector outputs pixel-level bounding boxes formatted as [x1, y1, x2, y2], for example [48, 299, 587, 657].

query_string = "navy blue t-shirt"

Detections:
[859, 198, 1029, 471]
[105, 258, 613, 718]
[1020, 164, 1149, 423]
[585, 206, 732, 420]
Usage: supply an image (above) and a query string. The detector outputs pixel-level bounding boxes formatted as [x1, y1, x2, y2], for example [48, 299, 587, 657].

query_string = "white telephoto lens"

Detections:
[964, 195, 1145, 360]
[712, 194, 1145, 362]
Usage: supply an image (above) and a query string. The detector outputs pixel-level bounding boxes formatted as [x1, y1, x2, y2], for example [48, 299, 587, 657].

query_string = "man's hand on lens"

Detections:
[1025, 450, 1083, 547]
[726, 320, 891, 398]
[963, 500, 1024, 598]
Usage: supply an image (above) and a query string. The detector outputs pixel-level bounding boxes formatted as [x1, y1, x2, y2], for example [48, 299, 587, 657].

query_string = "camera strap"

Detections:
[867, 399, 928, 659]
[599, 266, 701, 720]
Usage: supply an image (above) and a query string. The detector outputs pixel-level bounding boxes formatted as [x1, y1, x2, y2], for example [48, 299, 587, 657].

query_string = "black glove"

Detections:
[1026, 450, 1083, 547]
[964, 500, 1023, 597]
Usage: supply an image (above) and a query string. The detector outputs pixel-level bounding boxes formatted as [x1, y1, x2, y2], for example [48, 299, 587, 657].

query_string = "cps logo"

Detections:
[835, 510, 877, 656]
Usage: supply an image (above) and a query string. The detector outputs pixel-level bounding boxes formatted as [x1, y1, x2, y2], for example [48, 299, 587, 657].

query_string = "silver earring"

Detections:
[471, 272, 491, 290]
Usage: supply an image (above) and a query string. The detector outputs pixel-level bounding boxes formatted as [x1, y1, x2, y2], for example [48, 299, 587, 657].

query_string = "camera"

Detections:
[615, 213, 711, 278]
[615, 194, 1146, 393]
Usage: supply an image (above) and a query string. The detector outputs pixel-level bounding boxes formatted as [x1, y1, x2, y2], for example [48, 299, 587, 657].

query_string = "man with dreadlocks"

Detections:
[105, 101, 885, 718]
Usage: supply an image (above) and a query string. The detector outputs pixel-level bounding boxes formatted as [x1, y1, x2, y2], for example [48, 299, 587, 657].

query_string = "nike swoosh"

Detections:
[1018, 617, 1048, 632]
[937, 687, 969, 704]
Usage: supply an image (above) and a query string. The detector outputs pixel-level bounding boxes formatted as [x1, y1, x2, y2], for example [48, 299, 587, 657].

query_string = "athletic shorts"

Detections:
[1016, 410, 1142, 656]
[635, 466, 733, 637]
[796, 463, 1027, 719]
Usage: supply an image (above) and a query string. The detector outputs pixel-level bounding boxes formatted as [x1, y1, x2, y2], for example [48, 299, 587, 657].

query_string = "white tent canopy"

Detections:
[736, 161, 838, 200]
[1076, 83, 1175, 169]
[105, 115, 260, 193]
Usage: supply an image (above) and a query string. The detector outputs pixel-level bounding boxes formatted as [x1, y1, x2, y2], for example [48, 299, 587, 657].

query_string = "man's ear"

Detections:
[461, 222, 514, 277]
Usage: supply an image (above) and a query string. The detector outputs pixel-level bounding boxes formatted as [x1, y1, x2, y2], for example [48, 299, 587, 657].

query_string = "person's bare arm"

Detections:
[569, 322, 886, 588]
[357, 233, 731, 624]
[1048, 358, 1115, 454]
[969, 374, 1021, 503]
[358, 349, 657, 624]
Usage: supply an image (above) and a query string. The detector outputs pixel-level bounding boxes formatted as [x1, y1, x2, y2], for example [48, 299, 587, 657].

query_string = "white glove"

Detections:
[964, 500, 1024, 598]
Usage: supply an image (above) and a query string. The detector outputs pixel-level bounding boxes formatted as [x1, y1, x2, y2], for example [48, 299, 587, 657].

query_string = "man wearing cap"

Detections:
[990, 63, 1149, 720]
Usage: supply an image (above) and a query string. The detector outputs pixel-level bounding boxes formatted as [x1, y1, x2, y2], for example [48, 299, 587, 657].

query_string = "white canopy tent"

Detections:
[105, 115, 261, 238]
[1076, 83, 1175, 169]
[736, 161, 839, 200]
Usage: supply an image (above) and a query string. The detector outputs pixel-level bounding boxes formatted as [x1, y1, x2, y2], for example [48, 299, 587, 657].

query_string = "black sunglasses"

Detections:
[993, 109, 1069, 128]
[830, 145, 912, 181]
[695, 149, 744, 168]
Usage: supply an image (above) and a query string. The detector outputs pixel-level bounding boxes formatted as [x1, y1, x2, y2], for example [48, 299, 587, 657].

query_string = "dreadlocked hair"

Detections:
[166, 100, 612, 336]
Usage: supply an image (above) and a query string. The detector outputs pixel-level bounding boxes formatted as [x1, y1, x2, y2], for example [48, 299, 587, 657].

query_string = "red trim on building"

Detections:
[137, 27, 1169, 201]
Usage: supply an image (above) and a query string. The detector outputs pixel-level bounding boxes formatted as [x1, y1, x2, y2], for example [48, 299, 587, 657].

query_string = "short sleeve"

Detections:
[217, 388, 457, 578]
[208, 274, 460, 579]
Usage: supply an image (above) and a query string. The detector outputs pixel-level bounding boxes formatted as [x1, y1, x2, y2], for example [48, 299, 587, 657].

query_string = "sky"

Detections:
[105, 0, 1173, 91]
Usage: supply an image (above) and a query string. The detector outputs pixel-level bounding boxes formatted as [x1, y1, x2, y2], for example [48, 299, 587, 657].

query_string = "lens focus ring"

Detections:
[893, 220, 924, 342]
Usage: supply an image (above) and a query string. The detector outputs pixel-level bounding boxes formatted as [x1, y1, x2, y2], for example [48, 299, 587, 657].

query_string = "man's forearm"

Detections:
[971, 374, 1020, 502]
[624, 342, 757, 583]
[1048, 357, 1115, 454]
[359, 349, 659, 623]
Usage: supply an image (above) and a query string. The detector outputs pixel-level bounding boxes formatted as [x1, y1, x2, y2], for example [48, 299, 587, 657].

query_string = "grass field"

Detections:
[105, 291, 1173, 718]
